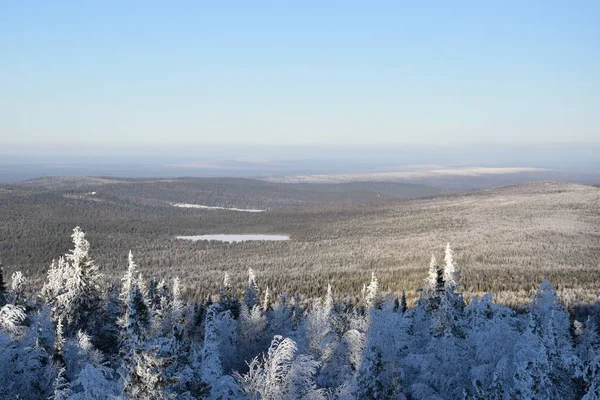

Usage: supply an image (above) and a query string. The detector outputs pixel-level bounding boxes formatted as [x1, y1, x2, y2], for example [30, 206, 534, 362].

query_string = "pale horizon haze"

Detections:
[1, 1, 599, 151]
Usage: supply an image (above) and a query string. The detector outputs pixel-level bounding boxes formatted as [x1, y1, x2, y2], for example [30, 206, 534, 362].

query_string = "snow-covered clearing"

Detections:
[176, 234, 290, 243]
[172, 203, 265, 212]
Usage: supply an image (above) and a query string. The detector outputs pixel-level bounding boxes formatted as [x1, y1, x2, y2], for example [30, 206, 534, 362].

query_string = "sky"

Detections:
[1, 1, 599, 150]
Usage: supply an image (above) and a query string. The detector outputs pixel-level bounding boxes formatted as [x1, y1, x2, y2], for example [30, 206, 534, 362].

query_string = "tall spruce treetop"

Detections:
[325, 283, 334, 313]
[220, 272, 232, 301]
[443, 243, 461, 291]
[262, 286, 272, 311]
[10, 271, 27, 306]
[364, 272, 382, 310]
[42, 227, 103, 335]
[425, 255, 438, 293]
[67, 227, 96, 275]
[244, 268, 260, 309]
[121, 250, 139, 301]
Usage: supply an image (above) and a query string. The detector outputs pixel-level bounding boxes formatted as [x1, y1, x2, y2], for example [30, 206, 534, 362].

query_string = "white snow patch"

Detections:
[176, 234, 290, 243]
[172, 203, 265, 212]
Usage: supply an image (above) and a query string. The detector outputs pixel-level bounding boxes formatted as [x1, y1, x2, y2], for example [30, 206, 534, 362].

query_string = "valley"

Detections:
[0, 177, 599, 306]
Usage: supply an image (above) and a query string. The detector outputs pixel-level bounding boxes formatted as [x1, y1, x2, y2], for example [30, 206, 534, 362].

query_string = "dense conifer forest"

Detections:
[1, 179, 599, 307]
[1, 227, 599, 399]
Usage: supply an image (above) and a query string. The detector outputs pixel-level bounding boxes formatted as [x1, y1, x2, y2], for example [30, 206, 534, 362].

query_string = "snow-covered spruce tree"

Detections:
[121, 250, 140, 302]
[170, 277, 186, 337]
[463, 294, 520, 399]
[120, 279, 163, 398]
[263, 286, 272, 312]
[52, 367, 73, 400]
[528, 279, 580, 399]
[10, 270, 27, 306]
[54, 318, 65, 363]
[244, 268, 260, 309]
[218, 309, 239, 366]
[96, 283, 122, 354]
[305, 283, 336, 359]
[511, 315, 553, 399]
[399, 290, 407, 313]
[201, 304, 225, 396]
[575, 317, 600, 399]
[364, 272, 383, 310]
[443, 243, 461, 291]
[0, 302, 27, 337]
[0, 320, 57, 399]
[423, 255, 438, 296]
[426, 246, 465, 339]
[237, 300, 269, 372]
[416, 255, 444, 312]
[219, 272, 240, 318]
[41, 227, 103, 337]
[357, 296, 406, 399]
[147, 278, 161, 311]
[268, 293, 295, 342]
[236, 335, 323, 400]
[62, 331, 121, 399]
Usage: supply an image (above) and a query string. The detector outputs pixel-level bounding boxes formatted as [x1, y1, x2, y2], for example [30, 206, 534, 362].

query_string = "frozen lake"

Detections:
[176, 234, 290, 243]
[172, 203, 265, 212]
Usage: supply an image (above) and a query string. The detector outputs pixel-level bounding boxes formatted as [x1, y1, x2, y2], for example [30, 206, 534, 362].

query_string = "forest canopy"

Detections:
[0, 227, 599, 399]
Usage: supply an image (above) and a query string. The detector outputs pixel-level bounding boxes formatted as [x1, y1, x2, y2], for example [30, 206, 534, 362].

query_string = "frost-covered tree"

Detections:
[528, 279, 580, 399]
[364, 272, 383, 310]
[219, 272, 240, 320]
[236, 335, 323, 400]
[305, 284, 336, 358]
[121, 281, 151, 344]
[244, 268, 260, 309]
[202, 304, 223, 390]
[358, 305, 406, 399]
[575, 317, 600, 400]
[42, 227, 103, 336]
[122, 342, 174, 400]
[443, 243, 461, 291]
[400, 290, 408, 313]
[424, 255, 438, 295]
[54, 318, 65, 362]
[263, 286, 272, 312]
[10, 270, 27, 306]
[0, 303, 26, 337]
[511, 316, 553, 399]
[0, 326, 57, 399]
[70, 363, 121, 400]
[52, 367, 73, 400]
[121, 250, 140, 301]
[464, 294, 519, 399]
[237, 302, 268, 370]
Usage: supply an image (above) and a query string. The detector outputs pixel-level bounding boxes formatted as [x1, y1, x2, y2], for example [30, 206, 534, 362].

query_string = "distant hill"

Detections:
[7, 176, 443, 209]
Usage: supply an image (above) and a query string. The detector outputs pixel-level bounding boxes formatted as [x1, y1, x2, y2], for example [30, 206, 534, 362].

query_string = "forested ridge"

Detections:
[1, 228, 599, 399]
[1, 180, 599, 307]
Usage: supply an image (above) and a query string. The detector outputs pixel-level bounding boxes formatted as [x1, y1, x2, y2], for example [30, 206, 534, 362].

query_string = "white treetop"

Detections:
[425, 254, 438, 292]
[444, 243, 460, 290]
[121, 250, 138, 300]
[364, 272, 381, 309]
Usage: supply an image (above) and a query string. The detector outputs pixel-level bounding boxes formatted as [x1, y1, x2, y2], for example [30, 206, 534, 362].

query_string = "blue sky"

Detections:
[1, 1, 598, 148]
